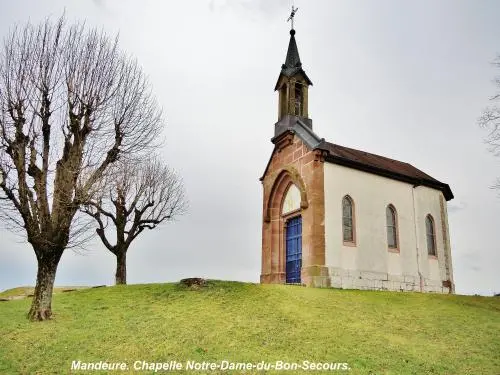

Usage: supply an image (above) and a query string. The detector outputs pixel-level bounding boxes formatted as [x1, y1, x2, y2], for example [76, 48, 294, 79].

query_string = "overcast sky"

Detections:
[0, 0, 499, 296]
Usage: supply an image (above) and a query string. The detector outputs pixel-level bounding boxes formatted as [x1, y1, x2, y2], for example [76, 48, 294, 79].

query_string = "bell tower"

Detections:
[274, 14, 313, 136]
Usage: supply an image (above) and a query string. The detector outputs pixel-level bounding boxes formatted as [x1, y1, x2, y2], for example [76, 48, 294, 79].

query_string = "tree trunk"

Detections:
[28, 252, 62, 321]
[115, 250, 127, 285]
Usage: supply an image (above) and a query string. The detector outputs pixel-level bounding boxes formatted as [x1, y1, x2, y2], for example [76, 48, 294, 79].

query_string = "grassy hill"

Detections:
[0, 281, 499, 374]
[0, 286, 89, 300]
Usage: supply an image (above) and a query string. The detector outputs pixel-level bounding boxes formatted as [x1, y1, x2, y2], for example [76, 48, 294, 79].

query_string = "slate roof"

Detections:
[272, 115, 321, 147]
[316, 140, 454, 200]
[274, 30, 312, 90]
[262, 117, 454, 201]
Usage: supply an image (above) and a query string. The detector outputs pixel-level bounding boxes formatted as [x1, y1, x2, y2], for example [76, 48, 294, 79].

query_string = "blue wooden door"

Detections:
[285, 216, 302, 283]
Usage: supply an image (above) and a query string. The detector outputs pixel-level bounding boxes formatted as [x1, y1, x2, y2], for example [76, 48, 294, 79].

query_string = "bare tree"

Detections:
[83, 157, 187, 285]
[0, 17, 163, 320]
[479, 55, 500, 190]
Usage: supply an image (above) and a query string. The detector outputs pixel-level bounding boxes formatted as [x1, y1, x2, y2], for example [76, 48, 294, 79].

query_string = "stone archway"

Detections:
[263, 166, 308, 223]
[261, 167, 309, 284]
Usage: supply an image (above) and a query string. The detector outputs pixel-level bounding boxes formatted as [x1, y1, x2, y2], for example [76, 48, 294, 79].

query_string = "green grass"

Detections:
[0, 281, 499, 374]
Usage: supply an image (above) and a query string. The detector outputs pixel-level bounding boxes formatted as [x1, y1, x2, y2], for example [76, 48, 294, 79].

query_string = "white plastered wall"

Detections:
[323, 163, 452, 293]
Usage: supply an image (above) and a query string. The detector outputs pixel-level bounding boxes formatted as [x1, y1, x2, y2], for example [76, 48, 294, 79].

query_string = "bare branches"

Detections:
[0, 14, 165, 320]
[479, 55, 500, 158]
[83, 155, 188, 254]
[478, 55, 500, 195]
[0, 15, 164, 250]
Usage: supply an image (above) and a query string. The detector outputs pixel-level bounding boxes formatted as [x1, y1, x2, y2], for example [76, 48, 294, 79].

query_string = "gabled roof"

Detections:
[274, 29, 312, 91]
[317, 141, 454, 200]
[260, 120, 454, 201]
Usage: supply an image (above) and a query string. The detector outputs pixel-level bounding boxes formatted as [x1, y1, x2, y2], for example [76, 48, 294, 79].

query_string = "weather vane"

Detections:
[287, 5, 299, 30]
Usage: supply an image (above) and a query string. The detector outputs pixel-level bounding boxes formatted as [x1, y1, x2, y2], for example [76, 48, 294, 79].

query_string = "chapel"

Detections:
[260, 24, 455, 294]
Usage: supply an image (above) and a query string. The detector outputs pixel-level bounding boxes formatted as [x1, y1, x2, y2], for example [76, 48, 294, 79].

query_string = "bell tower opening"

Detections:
[279, 84, 288, 120]
[294, 83, 303, 116]
[274, 27, 313, 130]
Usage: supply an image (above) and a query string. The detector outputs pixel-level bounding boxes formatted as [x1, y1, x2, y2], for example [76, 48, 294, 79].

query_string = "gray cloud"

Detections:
[459, 252, 482, 273]
[448, 201, 467, 213]
[208, 0, 289, 17]
[92, 0, 105, 8]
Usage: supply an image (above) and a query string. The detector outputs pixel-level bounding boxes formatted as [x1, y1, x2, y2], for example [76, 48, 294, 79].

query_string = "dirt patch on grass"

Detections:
[0, 286, 91, 300]
[179, 278, 207, 290]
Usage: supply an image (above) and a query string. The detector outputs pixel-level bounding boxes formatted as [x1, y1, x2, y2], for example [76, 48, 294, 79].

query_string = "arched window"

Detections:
[426, 215, 436, 256]
[282, 184, 301, 215]
[386, 205, 398, 250]
[342, 195, 355, 244]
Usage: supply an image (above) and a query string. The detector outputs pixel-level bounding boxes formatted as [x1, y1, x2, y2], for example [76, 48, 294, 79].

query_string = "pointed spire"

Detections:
[275, 28, 312, 90]
[282, 29, 302, 72]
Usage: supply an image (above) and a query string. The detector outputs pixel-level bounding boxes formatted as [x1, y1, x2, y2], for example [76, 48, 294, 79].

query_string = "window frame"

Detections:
[426, 214, 437, 258]
[386, 204, 399, 252]
[341, 195, 356, 246]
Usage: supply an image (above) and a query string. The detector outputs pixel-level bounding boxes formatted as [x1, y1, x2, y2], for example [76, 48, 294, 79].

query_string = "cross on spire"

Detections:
[287, 5, 299, 30]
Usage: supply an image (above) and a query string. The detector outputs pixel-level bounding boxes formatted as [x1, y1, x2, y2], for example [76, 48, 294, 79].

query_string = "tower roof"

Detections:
[275, 29, 313, 90]
[282, 30, 302, 75]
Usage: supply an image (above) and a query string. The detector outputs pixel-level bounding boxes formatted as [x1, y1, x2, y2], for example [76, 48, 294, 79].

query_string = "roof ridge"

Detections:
[330, 142, 409, 165]
[317, 140, 453, 200]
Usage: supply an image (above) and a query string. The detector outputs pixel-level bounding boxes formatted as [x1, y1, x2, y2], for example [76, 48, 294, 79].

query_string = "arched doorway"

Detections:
[261, 168, 308, 284]
[261, 158, 328, 287]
